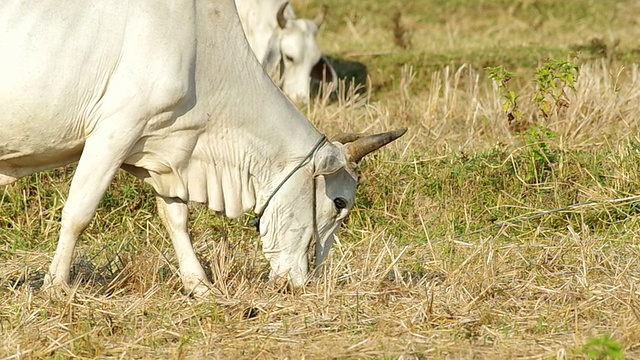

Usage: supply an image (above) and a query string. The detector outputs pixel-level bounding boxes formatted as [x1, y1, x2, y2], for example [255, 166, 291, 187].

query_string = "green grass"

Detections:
[3, 0, 640, 358]
[302, 0, 640, 99]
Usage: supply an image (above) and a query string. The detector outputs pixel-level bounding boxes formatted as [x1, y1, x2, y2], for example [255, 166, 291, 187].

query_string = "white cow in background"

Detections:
[235, 0, 337, 103]
[0, 0, 405, 296]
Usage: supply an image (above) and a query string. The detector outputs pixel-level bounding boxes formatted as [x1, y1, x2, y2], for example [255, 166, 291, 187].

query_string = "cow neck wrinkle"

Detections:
[256, 136, 327, 217]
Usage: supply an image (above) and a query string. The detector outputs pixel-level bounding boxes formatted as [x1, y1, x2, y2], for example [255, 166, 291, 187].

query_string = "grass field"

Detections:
[2, 0, 640, 358]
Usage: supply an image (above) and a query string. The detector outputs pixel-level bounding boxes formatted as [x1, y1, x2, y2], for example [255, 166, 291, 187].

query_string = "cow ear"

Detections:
[262, 38, 282, 82]
[313, 5, 328, 29]
[314, 142, 346, 177]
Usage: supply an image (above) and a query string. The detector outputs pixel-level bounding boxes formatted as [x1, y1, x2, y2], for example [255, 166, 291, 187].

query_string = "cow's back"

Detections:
[0, 0, 319, 196]
[0, 1, 124, 134]
[0, 0, 197, 175]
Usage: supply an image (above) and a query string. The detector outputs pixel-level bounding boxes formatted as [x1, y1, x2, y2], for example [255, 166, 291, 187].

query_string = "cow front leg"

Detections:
[156, 196, 212, 297]
[44, 129, 141, 292]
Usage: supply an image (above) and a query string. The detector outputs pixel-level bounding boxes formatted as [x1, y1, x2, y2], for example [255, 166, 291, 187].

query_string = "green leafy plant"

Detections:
[521, 125, 558, 163]
[580, 334, 624, 360]
[519, 124, 559, 182]
[487, 55, 580, 132]
[533, 57, 579, 119]
[487, 65, 522, 126]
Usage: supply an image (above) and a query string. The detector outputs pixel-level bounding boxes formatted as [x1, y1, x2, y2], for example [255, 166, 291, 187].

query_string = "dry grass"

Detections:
[4, 0, 640, 358]
[2, 216, 640, 358]
[312, 59, 640, 151]
[3, 60, 640, 358]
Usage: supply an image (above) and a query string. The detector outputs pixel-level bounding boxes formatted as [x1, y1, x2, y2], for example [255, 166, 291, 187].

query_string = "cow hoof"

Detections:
[42, 276, 72, 300]
[184, 282, 217, 299]
[43, 273, 68, 289]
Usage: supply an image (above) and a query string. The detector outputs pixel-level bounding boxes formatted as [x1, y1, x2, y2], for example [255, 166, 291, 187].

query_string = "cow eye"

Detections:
[284, 54, 294, 62]
[333, 197, 348, 210]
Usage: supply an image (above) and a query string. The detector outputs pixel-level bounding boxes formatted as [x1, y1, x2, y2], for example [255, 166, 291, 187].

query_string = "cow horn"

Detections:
[277, 2, 288, 29]
[332, 132, 364, 144]
[314, 5, 328, 28]
[345, 128, 407, 164]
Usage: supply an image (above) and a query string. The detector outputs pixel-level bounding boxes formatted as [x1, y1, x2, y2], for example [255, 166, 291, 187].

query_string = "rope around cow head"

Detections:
[249, 136, 327, 231]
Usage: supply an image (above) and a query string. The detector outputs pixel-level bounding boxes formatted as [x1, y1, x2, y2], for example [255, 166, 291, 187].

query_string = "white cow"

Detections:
[0, 0, 405, 296]
[235, 0, 337, 103]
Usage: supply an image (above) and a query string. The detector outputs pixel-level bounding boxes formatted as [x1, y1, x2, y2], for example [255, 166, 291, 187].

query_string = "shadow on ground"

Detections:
[311, 55, 369, 100]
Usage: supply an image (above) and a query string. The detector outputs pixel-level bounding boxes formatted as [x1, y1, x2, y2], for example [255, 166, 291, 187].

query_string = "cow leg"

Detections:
[0, 174, 18, 186]
[156, 195, 212, 297]
[43, 123, 143, 292]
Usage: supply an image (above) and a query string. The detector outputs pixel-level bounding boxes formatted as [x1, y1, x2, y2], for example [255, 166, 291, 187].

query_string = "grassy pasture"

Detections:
[2, 0, 640, 358]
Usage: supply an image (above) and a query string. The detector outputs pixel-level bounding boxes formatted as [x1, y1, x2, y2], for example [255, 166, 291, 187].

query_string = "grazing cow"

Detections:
[0, 0, 405, 296]
[235, 0, 337, 103]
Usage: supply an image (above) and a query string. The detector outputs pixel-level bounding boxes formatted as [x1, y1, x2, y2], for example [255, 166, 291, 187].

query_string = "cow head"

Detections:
[263, 3, 336, 104]
[258, 128, 407, 289]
